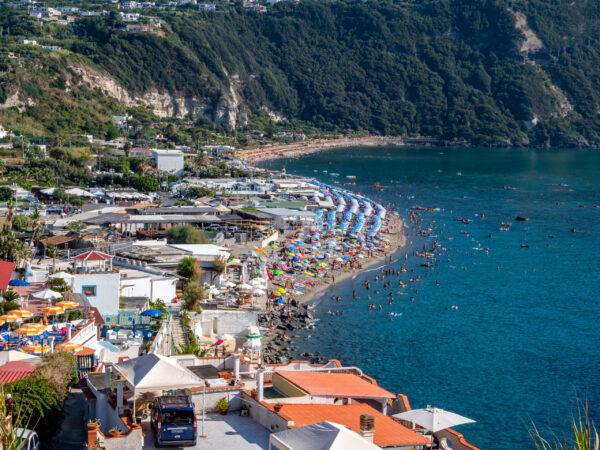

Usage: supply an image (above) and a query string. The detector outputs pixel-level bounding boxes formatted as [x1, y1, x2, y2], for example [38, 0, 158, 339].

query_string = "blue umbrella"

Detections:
[140, 309, 163, 318]
[9, 279, 29, 286]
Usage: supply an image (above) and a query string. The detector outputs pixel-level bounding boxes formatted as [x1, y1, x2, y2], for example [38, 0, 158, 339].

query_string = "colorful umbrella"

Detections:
[43, 306, 65, 316]
[56, 342, 84, 353]
[21, 344, 50, 355]
[0, 314, 20, 323]
[11, 309, 33, 319]
[56, 301, 78, 309]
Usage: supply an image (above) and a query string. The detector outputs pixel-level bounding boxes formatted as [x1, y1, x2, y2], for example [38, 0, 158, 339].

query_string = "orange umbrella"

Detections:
[56, 342, 83, 353]
[43, 306, 65, 316]
[21, 344, 50, 355]
[11, 309, 33, 319]
[55, 301, 78, 309]
[0, 314, 20, 323]
[15, 326, 45, 336]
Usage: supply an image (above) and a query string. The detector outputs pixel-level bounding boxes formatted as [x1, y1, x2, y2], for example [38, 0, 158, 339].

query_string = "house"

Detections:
[265, 403, 430, 449]
[119, 12, 140, 21]
[128, 147, 152, 158]
[69, 251, 120, 316]
[152, 149, 184, 176]
[119, 268, 177, 304]
[0, 125, 8, 139]
[198, 3, 216, 11]
[20, 39, 38, 46]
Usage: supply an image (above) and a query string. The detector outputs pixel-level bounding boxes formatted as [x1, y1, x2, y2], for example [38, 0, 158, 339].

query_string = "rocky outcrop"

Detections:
[513, 11, 544, 56]
[0, 90, 35, 111]
[69, 62, 247, 127]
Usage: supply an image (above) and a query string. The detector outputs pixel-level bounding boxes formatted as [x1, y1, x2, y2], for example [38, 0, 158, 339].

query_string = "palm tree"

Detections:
[29, 207, 43, 249]
[47, 246, 59, 271]
[1, 289, 19, 303]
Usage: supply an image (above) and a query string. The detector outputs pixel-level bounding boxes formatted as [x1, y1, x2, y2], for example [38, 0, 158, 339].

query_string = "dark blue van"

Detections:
[151, 396, 197, 447]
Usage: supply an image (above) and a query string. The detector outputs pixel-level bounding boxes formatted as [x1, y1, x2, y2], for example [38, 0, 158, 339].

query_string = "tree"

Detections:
[66, 221, 86, 234]
[181, 282, 204, 311]
[47, 247, 59, 271]
[177, 256, 200, 282]
[210, 257, 227, 284]
[167, 225, 208, 245]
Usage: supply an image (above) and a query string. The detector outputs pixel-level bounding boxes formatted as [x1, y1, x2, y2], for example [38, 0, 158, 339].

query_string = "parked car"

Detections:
[151, 395, 196, 447]
[15, 428, 40, 450]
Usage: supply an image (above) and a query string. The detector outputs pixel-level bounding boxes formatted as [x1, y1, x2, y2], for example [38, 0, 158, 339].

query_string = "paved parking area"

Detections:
[143, 413, 270, 449]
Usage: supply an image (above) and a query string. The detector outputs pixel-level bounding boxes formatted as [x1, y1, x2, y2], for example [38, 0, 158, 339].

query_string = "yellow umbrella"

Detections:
[43, 306, 65, 316]
[15, 326, 45, 336]
[56, 342, 83, 353]
[11, 309, 33, 319]
[0, 319, 4, 326]
[55, 301, 78, 309]
[21, 344, 50, 355]
[0, 314, 20, 323]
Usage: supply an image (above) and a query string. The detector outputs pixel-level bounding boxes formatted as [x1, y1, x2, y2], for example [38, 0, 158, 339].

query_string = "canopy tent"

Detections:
[64, 187, 95, 198]
[114, 353, 202, 394]
[31, 289, 62, 300]
[393, 407, 475, 433]
[269, 421, 380, 450]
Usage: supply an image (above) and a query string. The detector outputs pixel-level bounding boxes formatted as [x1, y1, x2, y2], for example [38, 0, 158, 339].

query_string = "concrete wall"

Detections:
[191, 389, 243, 414]
[120, 276, 177, 304]
[85, 379, 128, 434]
[72, 273, 120, 315]
[195, 309, 259, 339]
[153, 151, 184, 176]
[242, 395, 290, 434]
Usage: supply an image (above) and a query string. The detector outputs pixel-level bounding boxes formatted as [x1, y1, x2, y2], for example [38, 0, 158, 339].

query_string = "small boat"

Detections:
[499, 221, 511, 231]
[460, 218, 472, 224]
[346, 175, 356, 180]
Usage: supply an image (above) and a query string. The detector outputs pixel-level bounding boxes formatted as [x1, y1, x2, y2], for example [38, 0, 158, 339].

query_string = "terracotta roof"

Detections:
[40, 235, 75, 247]
[268, 402, 430, 447]
[75, 347, 96, 356]
[0, 361, 37, 385]
[0, 261, 16, 291]
[276, 371, 394, 398]
[73, 250, 113, 261]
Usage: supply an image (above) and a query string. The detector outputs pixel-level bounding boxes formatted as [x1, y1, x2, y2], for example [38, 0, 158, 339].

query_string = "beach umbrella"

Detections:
[15, 325, 45, 336]
[21, 344, 50, 355]
[272, 269, 284, 276]
[393, 407, 475, 433]
[0, 314, 20, 323]
[49, 272, 74, 281]
[43, 306, 65, 316]
[56, 342, 84, 353]
[32, 289, 62, 301]
[0, 319, 4, 326]
[11, 309, 33, 319]
[8, 279, 29, 287]
[56, 301, 78, 309]
[140, 309, 163, 318]
[237, 283, 253, 292]
[252, 289, 266, 297]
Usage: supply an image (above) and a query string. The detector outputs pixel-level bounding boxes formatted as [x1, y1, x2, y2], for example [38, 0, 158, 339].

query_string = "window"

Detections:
[82, 285, 97, 297]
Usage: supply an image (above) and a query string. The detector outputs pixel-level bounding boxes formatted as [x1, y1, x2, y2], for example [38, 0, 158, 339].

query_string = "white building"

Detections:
[0, 125, 7, 139]
[257, 207, 316, 230]
[72, 273, 120, 316]
[119, 269, 177, 304]
[152, 149, 184, 177]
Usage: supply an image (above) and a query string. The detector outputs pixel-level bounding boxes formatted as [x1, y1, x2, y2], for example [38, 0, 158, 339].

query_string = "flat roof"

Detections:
[276, 371, 393, 399]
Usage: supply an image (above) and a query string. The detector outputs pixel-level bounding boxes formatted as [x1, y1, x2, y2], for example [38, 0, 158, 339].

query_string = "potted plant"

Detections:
[87, 418, 101, 430]
[215, 397, 229, 415]
[107, 427, 123, 437]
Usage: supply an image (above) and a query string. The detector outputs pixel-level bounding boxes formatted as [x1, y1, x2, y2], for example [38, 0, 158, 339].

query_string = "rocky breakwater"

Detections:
[258, 300, 321, 364]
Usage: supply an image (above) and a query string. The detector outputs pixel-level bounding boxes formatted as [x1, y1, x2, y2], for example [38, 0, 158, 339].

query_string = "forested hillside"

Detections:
[1, 0, 599, 147]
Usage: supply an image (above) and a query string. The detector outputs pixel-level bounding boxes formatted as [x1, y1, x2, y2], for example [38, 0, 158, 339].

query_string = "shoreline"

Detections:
[237, 135, 405, 162]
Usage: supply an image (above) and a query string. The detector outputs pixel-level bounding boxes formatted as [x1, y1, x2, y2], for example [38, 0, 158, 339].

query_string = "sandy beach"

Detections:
[294, 211, 406, 305]
[237, 135, 404, 162]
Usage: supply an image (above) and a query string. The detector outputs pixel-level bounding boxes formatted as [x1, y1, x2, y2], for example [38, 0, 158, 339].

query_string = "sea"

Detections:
[259, 146, 600, 449]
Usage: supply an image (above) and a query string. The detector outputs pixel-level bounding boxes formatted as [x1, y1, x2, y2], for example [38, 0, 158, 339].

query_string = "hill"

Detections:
[0, 0, 599, 147]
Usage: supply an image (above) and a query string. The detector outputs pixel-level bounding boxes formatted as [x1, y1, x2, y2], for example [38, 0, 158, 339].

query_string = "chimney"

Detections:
[256, 368, 265, 402]
[359, 414, 375, 443]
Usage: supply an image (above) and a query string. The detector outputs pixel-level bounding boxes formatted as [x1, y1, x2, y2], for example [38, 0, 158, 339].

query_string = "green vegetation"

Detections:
[181, 282, 204, 311]
[167, 224, 209, 245]
[5, 352, 77, 445]
[530, 401, 599, 450]
[0, 1, 599, 147]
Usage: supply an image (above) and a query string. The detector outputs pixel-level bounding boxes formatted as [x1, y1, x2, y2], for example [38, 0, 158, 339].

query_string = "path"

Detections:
[49, 388, 86, 450]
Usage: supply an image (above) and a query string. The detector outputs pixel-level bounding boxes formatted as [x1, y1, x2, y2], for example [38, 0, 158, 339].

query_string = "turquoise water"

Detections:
[260, 147, 600, 449]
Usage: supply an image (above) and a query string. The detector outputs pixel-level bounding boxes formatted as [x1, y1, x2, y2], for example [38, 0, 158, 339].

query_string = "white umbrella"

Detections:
[49, 272, 73, 281]
[32, 289, 62, 300]
[249, 277, 266, 287]
[237, 283, 253, 292]
[223, 281, 236, 288]
[393, 407, 475, 433]
[252, 289, 266, 297]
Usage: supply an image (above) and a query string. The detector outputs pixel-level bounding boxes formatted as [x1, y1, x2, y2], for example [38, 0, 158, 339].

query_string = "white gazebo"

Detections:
[269, 421, 381, 450]
[114, 353, 203, 421]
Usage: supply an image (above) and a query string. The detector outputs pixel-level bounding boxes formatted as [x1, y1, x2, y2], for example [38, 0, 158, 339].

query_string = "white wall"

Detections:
[72, 273, 120, 316]
[153, 151, 184, 176]
[120, 275, 176, 304]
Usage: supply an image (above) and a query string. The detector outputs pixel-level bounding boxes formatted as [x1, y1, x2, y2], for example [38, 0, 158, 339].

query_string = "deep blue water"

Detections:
[260, 147, 600, 449]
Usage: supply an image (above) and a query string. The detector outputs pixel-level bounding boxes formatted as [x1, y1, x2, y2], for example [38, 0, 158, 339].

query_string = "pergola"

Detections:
[73, 250, 114, 272]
